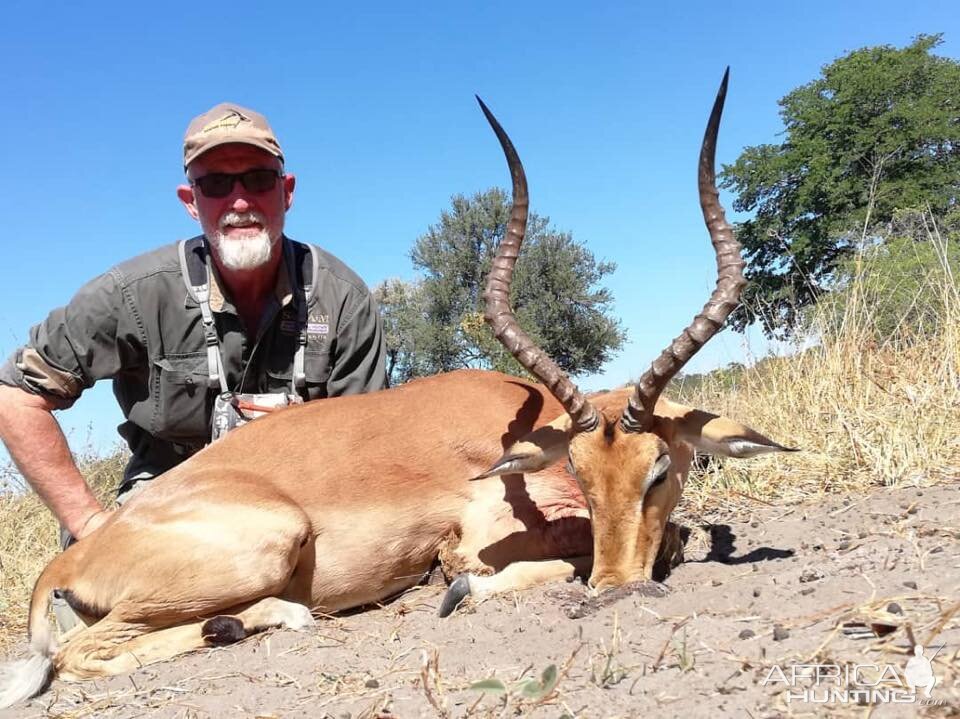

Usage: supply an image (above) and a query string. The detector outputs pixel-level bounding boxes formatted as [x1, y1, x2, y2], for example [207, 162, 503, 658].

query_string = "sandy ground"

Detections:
[3, 480, 958, 719]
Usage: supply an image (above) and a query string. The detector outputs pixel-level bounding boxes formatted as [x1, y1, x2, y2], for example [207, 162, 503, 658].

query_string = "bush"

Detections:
[814, 209, 960, 342]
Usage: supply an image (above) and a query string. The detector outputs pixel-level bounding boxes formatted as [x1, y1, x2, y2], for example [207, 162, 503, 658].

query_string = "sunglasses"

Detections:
[191, 169, 282, 199]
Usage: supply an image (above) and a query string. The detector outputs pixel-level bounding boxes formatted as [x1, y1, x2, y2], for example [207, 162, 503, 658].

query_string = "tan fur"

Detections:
[56, 597, 312, 681]
[21, 370, 592, 681]
[490, 386, 791, 589]
[14, 369, 788, 686]
[467, 556, 594, 600]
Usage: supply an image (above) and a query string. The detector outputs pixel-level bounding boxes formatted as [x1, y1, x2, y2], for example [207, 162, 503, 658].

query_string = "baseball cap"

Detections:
[182, 102, 284, 168]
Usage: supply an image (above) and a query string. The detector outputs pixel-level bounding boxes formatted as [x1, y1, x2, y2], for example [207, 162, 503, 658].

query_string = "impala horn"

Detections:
[621, 68, 745, 433]
[477, 96, 599, 433]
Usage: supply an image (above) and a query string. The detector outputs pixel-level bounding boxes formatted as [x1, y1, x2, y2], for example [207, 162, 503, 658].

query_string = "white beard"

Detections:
[209, 212, 278, 271]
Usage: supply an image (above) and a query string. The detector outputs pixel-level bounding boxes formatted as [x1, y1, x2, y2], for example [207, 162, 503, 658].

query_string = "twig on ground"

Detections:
[652, 616, 691, 671]
[419, 648, 450, 718]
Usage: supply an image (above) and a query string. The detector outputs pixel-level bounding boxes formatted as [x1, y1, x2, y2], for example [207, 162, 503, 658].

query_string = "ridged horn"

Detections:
[478, 96, 599, 433]
[622, 68, 745, 433]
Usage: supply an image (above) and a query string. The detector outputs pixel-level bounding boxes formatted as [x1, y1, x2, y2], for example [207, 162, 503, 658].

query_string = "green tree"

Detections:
[721, 34, 960, 336]
[373, 278, 430, 385]
[378, 188, 626, 385]
[814, 208, 960, 342]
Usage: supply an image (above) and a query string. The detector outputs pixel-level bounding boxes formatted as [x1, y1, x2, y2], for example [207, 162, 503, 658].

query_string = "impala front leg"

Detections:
[439, 556, 592, 617]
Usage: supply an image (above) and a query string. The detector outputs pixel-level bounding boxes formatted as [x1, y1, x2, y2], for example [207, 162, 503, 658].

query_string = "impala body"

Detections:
[0, 72, 792, 707]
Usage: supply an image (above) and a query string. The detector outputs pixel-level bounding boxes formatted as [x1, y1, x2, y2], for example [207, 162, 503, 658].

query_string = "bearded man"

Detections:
[0, 103, 387, 550]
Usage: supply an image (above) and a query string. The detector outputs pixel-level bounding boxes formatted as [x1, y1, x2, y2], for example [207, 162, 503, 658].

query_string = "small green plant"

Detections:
[469, 663, 559, 702]
[590, 649, 628, 687]
[589, 611, 629, 687]
[674, 627, 695, 673]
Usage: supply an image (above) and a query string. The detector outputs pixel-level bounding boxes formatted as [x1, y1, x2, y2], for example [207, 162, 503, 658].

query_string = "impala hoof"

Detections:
[438, 574, 471, 617]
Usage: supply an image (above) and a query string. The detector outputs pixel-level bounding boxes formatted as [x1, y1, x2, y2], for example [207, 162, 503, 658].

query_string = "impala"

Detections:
[0, 70, 792, 707]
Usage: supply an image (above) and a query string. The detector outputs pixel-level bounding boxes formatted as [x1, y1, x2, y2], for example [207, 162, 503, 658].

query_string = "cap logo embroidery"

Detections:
[201, 111, 249, 134]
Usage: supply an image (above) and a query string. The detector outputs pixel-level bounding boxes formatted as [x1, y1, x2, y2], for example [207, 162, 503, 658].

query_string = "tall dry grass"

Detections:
[678, 212, 960, 508]
[1, 214, 957, 642]
[0, 449, 124, 646]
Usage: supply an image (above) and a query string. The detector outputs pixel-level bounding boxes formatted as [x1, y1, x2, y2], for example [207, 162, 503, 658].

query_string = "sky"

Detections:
[1, 0, 957, 455]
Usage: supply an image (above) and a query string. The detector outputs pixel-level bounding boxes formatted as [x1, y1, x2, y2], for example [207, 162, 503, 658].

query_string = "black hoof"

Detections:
[201, 615, 246, 645]
[438, 574, 471, 617]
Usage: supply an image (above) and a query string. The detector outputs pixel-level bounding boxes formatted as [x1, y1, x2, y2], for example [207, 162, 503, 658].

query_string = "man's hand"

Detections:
[0, 384, 105, 535]
[77, 508, 113, 540]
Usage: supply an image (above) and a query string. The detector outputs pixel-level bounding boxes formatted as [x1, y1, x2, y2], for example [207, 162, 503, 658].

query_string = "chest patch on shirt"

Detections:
[308, 313, 330, 338]
[280, 310, 330, 344]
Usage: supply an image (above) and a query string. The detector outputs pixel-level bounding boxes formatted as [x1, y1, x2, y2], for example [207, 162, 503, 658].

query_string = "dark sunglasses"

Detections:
[191, 169, 282, 199]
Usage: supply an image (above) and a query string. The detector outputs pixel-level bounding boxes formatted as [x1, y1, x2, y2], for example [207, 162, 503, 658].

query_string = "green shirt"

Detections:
[0, 236, 386, 483]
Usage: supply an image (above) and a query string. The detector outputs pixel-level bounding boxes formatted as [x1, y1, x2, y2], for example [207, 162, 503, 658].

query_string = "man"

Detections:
[0, 102, 387, 544]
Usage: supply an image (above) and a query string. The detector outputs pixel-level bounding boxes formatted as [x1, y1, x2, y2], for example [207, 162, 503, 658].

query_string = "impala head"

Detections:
[476, 70, 796, 590]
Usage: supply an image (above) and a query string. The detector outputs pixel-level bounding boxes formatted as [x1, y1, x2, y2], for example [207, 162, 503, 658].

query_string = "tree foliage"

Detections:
[375, 278, 431, 385]
[721, 34, 960, 336]
[376, 188, 626, 385]
[813, 208, 960, 342]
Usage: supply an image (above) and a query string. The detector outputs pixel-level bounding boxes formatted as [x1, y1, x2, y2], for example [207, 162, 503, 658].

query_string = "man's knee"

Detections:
[60, 525, 76, 550]
[52, 589, 81, 635]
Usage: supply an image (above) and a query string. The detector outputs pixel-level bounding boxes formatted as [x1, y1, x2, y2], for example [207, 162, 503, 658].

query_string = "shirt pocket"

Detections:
[264, 351, 331, 400]
[152, 353, 210, 440]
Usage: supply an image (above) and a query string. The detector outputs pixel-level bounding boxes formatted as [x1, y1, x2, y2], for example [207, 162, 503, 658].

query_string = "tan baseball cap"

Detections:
[182, 102, 284, 168]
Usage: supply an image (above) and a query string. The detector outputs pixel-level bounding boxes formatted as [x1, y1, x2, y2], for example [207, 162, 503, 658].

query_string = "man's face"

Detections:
[177, 144, 295, 271]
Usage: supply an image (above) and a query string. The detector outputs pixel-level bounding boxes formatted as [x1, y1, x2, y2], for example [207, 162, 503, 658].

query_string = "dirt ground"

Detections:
[3, 480, 958, 719]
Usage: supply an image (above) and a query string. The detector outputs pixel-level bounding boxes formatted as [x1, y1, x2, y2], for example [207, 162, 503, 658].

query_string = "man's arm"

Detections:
[0, 269, 140, 537]
[0, 384, 107, 538]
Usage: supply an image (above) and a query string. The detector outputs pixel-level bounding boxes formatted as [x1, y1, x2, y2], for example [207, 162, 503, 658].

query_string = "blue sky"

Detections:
[1, 1, 957, 454]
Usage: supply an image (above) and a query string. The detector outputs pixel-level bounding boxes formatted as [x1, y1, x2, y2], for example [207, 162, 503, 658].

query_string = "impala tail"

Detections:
[0, 555, 65, 707]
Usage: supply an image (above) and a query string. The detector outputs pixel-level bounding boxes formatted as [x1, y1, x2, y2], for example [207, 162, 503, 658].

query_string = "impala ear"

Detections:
[473, 414, 575, 479]
[660, 401, 797, 459]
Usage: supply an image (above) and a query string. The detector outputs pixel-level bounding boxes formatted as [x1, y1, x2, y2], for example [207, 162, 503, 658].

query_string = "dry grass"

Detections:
[0, 448, 125, 649]
[1, 217, 957, 669]
[678, 214, 960, 508]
